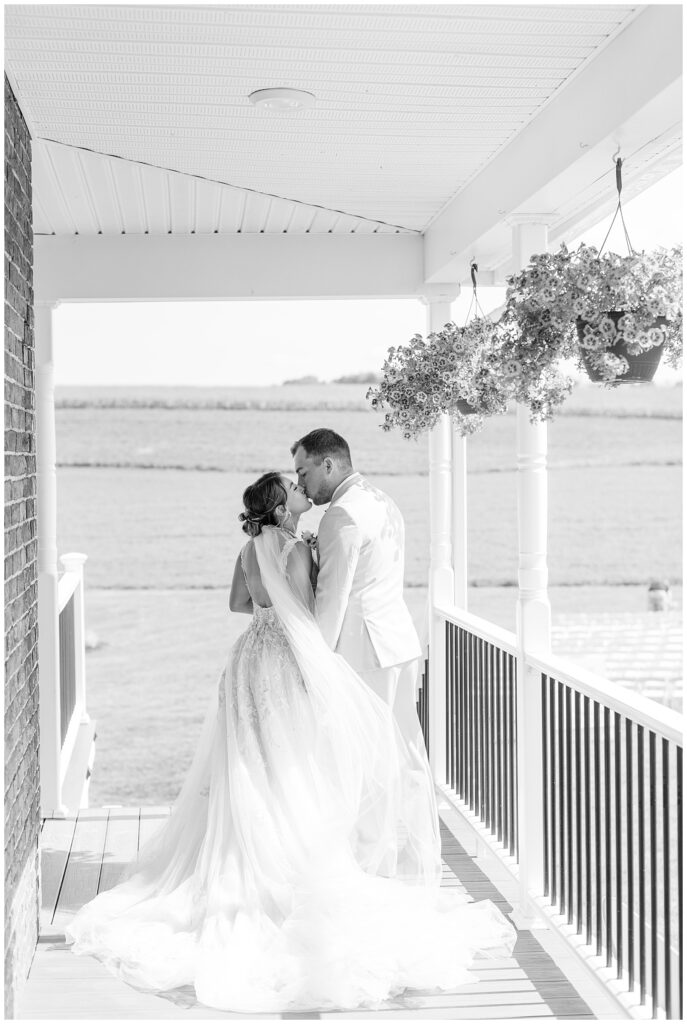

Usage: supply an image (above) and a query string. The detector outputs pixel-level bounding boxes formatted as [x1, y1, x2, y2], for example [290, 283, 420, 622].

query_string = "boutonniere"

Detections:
[301, 530, 319, 563]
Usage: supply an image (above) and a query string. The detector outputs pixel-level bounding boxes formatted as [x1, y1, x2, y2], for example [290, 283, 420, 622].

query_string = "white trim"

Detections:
[58, 707, 81, 788]
[434, 601, 683, 743]
[422, 6, 645, 237]
[57, 572, 80, 612]
[423, 5, 683, 282]
[60, 719, 97, 814]
[529, 649, 683, 745]
[435, 601, 518, 656]
[34, 232, 426, 302]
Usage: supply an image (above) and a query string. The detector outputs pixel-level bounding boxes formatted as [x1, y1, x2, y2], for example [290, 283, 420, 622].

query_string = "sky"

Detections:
[53, 166, 683, 387]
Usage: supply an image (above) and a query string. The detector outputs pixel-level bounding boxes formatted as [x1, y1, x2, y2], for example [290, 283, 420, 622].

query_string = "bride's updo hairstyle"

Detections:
[239, 472, 288, 538]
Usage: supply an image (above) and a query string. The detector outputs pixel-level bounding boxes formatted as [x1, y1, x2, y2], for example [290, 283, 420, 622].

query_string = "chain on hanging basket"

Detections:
[443, 261, 517, 422]
[451, 263, 487, 414]
[574, 156, 679, 384]
[366, 262, 514, 440]
[501, 155, 682, 403]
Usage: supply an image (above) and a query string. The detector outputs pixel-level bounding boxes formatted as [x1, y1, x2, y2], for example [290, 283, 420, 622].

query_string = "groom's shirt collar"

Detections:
[330, 471, 362, 505]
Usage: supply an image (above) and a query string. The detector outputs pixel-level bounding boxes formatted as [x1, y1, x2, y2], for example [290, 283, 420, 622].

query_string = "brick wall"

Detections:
[4, 73, 39, 1019]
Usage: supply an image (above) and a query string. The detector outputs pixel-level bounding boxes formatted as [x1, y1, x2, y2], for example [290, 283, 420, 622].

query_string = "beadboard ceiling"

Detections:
[5, 3, 643, 237]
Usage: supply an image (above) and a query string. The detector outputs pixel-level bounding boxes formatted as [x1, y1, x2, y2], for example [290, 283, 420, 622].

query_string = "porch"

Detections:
[22, 803, 616, 1020]
[4, 4, 683, 1019]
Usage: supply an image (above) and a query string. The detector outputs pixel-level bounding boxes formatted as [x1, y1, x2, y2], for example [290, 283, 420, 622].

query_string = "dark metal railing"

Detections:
[446, 620, 518, 859]
[417, 653, 429, 755]
[58, 593, 77, 745]
[431, 604, 682, 1019]
[542, 673, 683, 1019]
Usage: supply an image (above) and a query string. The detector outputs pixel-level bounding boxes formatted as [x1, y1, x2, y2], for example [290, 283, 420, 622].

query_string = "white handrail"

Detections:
[435, 602, 518, 657]
[435, 601, 682, 746]
[431, 600, 683, 1019]
[57, 569, 80, 611]
[528, 648, 683, 746]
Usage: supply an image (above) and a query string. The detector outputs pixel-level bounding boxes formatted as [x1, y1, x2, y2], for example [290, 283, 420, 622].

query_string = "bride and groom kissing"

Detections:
[64, 427, 516, 1014]
[232, 427, 424, 750]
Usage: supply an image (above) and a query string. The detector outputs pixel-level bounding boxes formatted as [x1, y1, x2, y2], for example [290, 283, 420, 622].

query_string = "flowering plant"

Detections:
[503, 243, 683, 386]
[367, 317, 513, 439]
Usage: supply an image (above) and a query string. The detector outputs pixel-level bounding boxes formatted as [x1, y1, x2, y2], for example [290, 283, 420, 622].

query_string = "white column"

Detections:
[422, 291, 458, 783]
[36, 300, 66, 817]
[451, 435, 468, 609]
[509, 216, 553, 924]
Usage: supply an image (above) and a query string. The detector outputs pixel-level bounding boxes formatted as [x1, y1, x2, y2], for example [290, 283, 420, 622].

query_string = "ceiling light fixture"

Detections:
[248, 88, 316, 111]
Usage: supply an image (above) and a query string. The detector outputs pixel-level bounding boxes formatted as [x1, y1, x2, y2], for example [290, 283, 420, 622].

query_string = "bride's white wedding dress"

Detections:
[65, 527, 516, 1012]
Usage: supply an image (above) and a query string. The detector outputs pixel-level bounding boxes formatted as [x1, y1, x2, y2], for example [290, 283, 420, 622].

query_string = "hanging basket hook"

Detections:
[598, 152, 634, 258]
[464, 262, 485, 326]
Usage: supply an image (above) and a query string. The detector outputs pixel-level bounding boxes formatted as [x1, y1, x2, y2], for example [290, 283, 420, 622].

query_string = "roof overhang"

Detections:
[7, 4, 682, 302]
[424, 3, 683, 284]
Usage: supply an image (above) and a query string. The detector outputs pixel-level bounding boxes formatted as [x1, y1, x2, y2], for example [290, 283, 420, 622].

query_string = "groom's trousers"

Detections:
[359, 659, 424, 753]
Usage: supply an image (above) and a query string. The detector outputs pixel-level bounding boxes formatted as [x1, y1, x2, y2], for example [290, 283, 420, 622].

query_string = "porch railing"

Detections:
[446, 619, 519, 860]
[416, 655, 429, 754]
[537, 655, 682, 1020]
[420, 602, 683, 1020]
[58, 590, 76, 745]
[54, 552, 96, 814]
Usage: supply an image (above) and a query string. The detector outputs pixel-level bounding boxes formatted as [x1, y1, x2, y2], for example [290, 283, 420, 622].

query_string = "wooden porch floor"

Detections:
[20, 805, 610, 1020]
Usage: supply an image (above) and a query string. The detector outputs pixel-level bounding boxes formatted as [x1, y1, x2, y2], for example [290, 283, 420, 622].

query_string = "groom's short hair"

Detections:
[290, 428, 352, 466]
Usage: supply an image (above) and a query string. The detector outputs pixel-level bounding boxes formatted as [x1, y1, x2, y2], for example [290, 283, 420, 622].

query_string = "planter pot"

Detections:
[577, 313, 666, 383]
[454, 398, 480, 415]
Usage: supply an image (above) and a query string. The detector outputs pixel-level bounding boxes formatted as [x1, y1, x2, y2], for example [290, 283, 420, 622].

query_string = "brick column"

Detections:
[4, 74, 40, 1018]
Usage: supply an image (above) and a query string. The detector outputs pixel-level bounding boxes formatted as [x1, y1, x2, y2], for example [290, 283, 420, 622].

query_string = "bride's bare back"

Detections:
[240, 540, 273, 608]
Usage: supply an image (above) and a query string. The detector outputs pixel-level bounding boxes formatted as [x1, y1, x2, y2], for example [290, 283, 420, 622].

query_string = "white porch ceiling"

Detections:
[30, 139, 406, 237]
[6, 2, 643, 236]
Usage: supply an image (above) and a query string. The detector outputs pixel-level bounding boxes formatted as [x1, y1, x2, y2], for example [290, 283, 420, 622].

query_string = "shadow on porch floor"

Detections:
[20, 803, 614, 1020]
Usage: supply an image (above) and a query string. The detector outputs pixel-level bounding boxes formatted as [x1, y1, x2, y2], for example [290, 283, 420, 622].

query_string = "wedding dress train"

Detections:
[65, 528, 516, 1012]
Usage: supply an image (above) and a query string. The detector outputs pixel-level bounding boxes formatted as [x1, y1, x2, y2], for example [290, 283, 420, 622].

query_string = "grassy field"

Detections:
[54, 383, 682, 804]
[56, 385, 682, 589]
[56, 381, 683, 417]
[82, 584, 680, 806]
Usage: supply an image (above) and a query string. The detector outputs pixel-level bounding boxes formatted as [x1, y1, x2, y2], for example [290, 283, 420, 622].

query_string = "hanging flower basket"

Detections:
[576, 312, 668, 383]
[501, 243, 682, 408]
[500, 158, 682, 409]
[367, 316, 512, 439]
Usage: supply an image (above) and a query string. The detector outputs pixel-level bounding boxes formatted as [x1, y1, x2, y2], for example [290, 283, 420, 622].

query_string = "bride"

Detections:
[65, 471, 516, 1013]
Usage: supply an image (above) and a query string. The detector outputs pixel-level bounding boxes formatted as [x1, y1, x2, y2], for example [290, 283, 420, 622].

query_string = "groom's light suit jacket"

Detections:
[315, 472, 422, 674]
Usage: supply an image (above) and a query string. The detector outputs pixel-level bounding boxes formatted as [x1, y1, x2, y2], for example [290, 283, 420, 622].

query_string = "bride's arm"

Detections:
[284, 540, 316, 613]
[229, 553, 253, 614]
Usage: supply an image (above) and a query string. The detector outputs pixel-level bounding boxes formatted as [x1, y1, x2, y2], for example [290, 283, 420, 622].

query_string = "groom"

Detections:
[291, 427, 423, 746]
